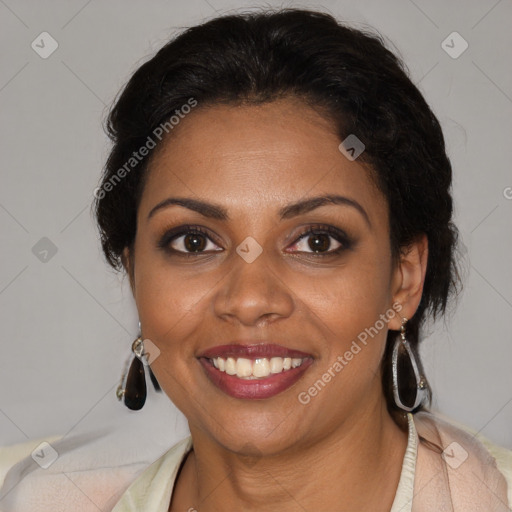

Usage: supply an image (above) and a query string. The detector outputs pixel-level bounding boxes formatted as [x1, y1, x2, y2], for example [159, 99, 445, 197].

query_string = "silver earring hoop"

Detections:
[392, 317, 429, 412]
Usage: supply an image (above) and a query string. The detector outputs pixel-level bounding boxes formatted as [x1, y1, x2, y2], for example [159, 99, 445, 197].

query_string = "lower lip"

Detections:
[199, 357, 314, 400]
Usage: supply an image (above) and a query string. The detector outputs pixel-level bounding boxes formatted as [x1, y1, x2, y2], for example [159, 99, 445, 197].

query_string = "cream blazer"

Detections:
[1, 411, 511, 511]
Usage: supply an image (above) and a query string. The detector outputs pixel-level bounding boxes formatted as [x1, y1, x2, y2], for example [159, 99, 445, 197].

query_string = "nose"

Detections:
[212, 248, 294, 327]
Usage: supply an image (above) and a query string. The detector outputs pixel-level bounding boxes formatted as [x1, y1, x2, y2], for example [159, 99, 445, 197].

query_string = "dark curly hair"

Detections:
[93, 8, 461, 426]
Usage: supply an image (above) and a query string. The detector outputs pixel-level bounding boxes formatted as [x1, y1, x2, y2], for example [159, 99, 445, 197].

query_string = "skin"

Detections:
[123, 97, 428, 512]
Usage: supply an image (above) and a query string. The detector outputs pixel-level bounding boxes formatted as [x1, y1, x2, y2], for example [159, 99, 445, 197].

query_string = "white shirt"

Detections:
[1, 412, 511, 511]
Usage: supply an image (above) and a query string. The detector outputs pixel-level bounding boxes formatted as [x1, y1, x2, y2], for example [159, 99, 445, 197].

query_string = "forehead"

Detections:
[139, 98, 385, 222]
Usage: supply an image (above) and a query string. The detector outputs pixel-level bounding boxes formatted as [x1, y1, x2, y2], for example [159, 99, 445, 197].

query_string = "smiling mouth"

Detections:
[207, 355, 308, 379]
[198, 352, 314, 400]
[197, 342, 314, 399]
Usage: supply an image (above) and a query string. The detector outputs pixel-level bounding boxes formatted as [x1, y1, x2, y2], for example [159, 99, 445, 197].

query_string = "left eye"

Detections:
[289, 229, 345, 254]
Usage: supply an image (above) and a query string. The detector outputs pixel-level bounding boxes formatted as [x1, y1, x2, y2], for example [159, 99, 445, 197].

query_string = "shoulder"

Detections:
[414, 410, 512, 472]
[0, 435, 62, 489]
[413, 410, 512, 509]
[111, 435, 193, 511]
[0, 427, 173, 512]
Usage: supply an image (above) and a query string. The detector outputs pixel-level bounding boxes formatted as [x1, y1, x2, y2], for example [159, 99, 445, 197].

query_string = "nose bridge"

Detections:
[213, 242, 294, 326]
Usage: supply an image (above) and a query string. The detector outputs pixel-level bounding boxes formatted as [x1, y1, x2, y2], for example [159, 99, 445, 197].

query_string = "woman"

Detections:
[1, 8, 510, 512]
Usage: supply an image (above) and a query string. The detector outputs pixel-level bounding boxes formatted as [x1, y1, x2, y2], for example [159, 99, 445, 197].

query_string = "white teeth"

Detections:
[253, 358, 270, 378]
[270, 357, 283, 374]
[225, 357, 237, 375]
[209, 356, 306, 379]
[236, 357, 253, 377]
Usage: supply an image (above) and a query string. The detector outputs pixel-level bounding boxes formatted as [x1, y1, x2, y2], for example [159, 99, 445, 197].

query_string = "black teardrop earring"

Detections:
[116, 324, 161, 410]
[125, 336, 147, 410]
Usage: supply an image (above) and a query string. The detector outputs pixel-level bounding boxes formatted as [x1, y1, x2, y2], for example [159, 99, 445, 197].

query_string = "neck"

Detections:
[173, 402, 409, 512]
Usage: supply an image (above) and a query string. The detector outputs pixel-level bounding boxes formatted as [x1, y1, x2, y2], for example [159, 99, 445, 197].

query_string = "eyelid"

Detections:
[157, 223, 353, 256]
[287, 224, 352, 254]
[157, 224, 223, 252]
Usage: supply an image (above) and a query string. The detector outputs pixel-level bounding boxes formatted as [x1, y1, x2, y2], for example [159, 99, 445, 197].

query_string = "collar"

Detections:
[112, 413, 418, 511]
[389, 412, 418, 512]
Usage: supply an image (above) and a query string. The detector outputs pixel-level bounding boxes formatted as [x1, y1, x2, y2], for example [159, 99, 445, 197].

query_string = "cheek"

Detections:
[294, 293, 392, 418]
[131, 244, 205, 350]
[132, 253, 209, 414]
[301, 248, 392, 334]
[296, 247, 394, 381]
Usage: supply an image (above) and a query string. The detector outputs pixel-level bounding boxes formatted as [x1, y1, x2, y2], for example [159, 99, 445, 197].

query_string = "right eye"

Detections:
[157, 225, 223, 256]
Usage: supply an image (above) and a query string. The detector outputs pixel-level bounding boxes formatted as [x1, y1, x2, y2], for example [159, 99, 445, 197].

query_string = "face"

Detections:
[125, 97, 418, 456]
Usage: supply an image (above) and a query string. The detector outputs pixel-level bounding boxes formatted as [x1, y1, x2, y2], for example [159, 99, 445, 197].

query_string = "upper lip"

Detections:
[198, 342, 313, 360]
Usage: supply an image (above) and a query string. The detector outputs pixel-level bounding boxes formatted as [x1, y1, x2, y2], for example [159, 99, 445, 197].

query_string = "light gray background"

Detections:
[1, 0, 511, 450]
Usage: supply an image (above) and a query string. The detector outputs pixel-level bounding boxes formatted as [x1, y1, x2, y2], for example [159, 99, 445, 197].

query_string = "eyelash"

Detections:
[157, 223, 352, 258]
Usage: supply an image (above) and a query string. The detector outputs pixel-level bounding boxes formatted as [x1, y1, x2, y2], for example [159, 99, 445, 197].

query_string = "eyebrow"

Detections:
[147, 194, 371, 228]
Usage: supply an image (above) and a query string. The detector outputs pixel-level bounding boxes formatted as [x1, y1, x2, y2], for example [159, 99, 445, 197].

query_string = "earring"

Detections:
[116, 323, 161, 410]
[392, 317, 429, 412]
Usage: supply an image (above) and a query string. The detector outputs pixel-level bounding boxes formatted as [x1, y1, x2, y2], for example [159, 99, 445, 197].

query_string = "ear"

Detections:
[121, 246, 135, 294]
[388, 233, 428, 330]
